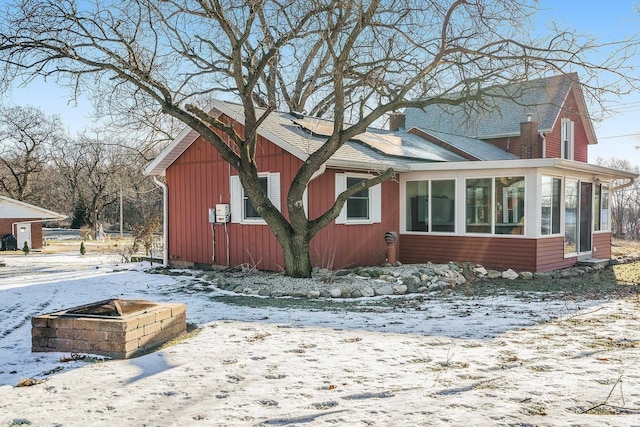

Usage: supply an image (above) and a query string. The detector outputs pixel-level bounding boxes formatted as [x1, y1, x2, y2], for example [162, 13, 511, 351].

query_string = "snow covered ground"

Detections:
[0, 251, 639, 426]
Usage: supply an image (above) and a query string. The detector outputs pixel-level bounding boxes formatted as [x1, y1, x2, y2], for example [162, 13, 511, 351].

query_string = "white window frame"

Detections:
[230, 172, 280, 225]
[335, 172, 382, 225]
[561, 118, 574, 160]
[540, 175, 563, 236]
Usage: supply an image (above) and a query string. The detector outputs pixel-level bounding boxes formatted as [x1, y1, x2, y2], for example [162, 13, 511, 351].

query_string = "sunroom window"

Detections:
[564, 180, 579, 254]
[541, 176, 561, 235]
[495, 177, 525, 235]
[406, 179, 455, 232]
[594, 183, 609, 231]
[466, 178, 492, 233]
[466, 177, 525, 235]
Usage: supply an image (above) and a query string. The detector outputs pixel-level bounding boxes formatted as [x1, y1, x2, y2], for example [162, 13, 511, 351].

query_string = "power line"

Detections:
[598, 133, 640, 140]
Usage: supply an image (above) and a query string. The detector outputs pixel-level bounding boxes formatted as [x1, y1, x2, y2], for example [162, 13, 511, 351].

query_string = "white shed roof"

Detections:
[0, 196, 67, 220]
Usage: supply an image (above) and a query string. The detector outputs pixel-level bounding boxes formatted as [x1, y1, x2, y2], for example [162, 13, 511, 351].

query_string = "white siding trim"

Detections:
[335, 173, 347, 224]
[268, 172, 281, 212]
[371, 182, 382, 223]
[230, 175, 242, 224]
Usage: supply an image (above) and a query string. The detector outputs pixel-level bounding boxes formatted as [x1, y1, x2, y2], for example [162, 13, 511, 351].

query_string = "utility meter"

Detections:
[215, 204, 230, 223]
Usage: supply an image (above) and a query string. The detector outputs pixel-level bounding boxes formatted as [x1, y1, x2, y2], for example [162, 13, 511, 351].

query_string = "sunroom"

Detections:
[398, 158, 636, 272]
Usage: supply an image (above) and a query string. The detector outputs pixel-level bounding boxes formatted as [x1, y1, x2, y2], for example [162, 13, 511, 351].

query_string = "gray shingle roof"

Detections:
[406, 73, 576, 138]
[420, 129, 518, 161]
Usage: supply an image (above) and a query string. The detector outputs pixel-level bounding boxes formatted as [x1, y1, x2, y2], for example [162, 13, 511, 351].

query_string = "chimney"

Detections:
[389, 111, 406, 132]
[520, 114, 539, 159]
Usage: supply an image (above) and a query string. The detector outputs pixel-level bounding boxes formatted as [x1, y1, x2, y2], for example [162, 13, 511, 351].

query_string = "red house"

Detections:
[145, 74, 636, 272]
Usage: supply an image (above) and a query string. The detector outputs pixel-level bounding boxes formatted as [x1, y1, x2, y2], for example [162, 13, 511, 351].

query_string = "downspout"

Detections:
[611, 178, 635, 193]
[309, 163, 327, 182]
[539, 132, 547, 158]
[153, 176, 169, 267]
[304, 163, 327, 214]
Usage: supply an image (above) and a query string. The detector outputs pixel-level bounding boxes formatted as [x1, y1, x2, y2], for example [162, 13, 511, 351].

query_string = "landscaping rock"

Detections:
[473, 266, 488, 277]
[329, 287, 343, 298]
[392, 284, 408, 295]
[520, 271, 534, 280]
[375, 285, 394, 296]
[306, 290, 321, 298]
[501, 269, 519, 280]
[360, 286, 375, 298]
[487, 270, 502, 279]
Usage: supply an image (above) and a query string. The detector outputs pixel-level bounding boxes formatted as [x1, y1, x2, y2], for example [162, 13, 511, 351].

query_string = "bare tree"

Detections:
[54, 131, 150, 237]
[597, 157, 640, 240]
[0, 104, 65, 202]
[1, 0, 636, 276]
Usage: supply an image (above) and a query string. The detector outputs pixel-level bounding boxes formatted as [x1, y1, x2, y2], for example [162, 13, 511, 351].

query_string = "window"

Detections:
[465, 177, 525, 235]
[230, 173, 280, 224]
[406, 179, 455, 232]
[564, 180, 578, 254]
[335, 173, 381, 224]
[541, 176, 561, 235]
[495, 177, 525, 235]
[243, 177, 268, 219]
[594, 183, 609, 231]
[561, 118, 574, 160]
[346, 177, 370, 220]
[466, 178, 492, 233]
[601, 184, 609, 231]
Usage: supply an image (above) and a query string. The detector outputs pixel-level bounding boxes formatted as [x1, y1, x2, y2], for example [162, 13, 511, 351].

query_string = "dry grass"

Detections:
[41, 237, 139, 256]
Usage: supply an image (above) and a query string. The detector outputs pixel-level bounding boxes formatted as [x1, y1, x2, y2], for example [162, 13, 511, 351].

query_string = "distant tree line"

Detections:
[0, 104, 164, 236]
[597, 157, 640, 241]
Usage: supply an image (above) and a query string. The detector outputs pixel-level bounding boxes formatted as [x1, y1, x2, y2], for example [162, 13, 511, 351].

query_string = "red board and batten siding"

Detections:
[308, 169, 399, 270]
[544, 88, 589, 162]
[165, 126, 399, 271]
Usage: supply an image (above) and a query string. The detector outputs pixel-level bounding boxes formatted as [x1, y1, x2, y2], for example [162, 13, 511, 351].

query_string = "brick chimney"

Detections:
[389, 111, 406, 132]
[520, 114, 540, 159]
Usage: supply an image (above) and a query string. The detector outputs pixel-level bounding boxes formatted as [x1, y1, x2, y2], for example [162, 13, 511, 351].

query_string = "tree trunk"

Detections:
[279, 232, 313, 278]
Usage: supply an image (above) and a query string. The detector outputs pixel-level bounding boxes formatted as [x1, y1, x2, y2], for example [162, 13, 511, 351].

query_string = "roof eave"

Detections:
[407, 158, 638, 180]
[326, 158, 412, 173]
[145, 100, 310, 176]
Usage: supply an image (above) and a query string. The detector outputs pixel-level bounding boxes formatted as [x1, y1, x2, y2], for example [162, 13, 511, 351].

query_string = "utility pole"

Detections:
[120, 186, 123, 239]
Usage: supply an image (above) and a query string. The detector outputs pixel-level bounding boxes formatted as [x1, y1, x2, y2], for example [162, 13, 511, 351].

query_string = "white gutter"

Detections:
[611, 178, 635, 193]
[153, 177, 169, 267]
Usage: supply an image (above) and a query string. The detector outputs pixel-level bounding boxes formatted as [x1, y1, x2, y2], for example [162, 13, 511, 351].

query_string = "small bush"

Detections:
[21, 241, 29, 256]
[79, 226, 93, 240]
[80, 242, 86, 255]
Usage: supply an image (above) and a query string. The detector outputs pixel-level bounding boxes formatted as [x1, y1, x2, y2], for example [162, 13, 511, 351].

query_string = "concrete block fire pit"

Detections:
[32, 299, 187, 359]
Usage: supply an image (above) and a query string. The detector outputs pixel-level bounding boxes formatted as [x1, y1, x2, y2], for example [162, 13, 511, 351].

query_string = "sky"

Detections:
[3, 1, 640, 168]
